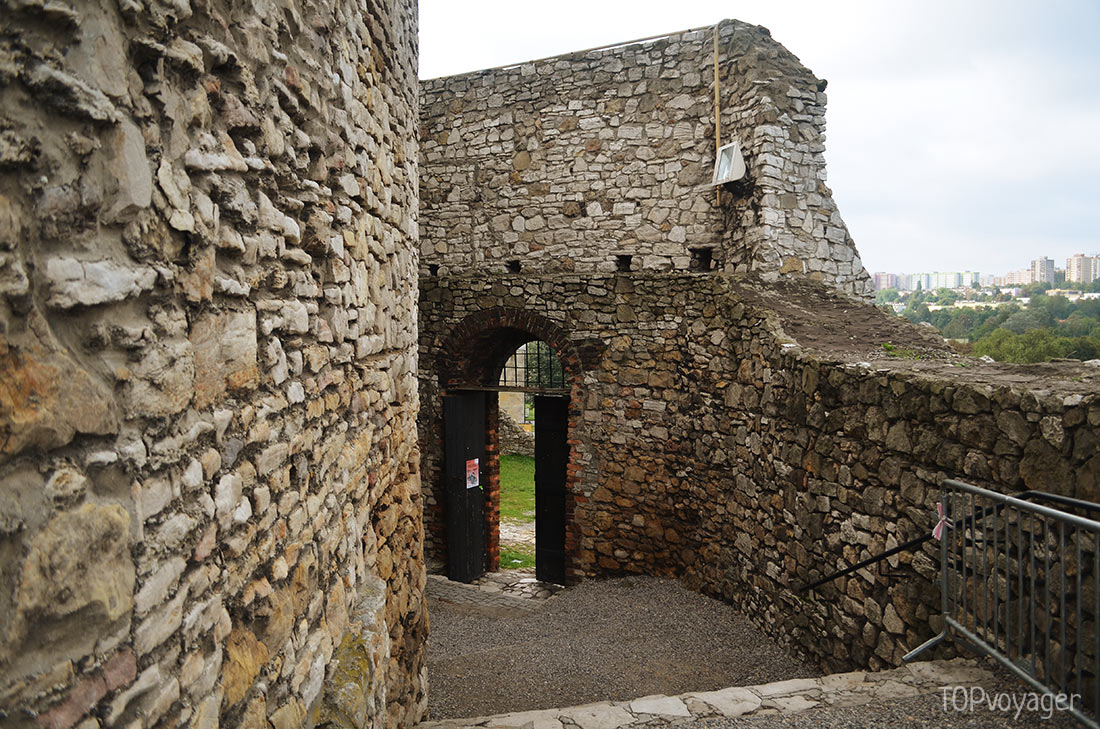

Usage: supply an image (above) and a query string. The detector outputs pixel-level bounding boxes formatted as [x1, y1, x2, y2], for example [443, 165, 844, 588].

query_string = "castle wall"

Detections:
[0, 0, 426, 727]
[419, 20, 873, 299]
[418, 272, 1100, 672]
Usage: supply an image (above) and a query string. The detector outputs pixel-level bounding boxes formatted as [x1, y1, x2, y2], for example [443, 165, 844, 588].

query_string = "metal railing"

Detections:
[799, 531, 933, 593]
[906, 479, 1100, 728]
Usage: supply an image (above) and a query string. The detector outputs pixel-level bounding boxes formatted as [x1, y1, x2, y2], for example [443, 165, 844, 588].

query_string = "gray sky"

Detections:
[419, 0, 1100, 277]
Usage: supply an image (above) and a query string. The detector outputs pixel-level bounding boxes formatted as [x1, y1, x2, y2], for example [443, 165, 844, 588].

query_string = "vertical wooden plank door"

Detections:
[443, 392, 486, 582]
[534, 395, 568, 584]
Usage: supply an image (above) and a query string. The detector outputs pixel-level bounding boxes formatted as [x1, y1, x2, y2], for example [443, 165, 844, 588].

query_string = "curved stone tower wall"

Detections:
[0, 0, 426, 727]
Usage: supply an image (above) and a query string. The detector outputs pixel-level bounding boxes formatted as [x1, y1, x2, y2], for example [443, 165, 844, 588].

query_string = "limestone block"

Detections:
[102, 120, 153, 223]
[44, 467, 90, 501]
[24, 62, 119, 123]
[45, 258, 157, 308]
[133, 583, 187, 655]
[9, 503, 134, 667]
[0, 250, 29, 297]
[190, 310, 259, 409]
[123, 338, 195, 418]
[214, 473, 243, 525]
[222, 625, 269, 706]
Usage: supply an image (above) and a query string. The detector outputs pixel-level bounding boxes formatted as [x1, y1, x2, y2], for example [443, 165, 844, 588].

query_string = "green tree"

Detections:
[1001, 309, 1046, 334]
[875, 288, 900, 304]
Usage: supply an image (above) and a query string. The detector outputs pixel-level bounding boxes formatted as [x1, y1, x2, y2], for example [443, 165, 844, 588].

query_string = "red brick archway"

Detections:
[435, 307, 585, 581]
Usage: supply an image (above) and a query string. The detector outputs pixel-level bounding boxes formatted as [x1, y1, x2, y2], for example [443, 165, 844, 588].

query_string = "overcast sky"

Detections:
[419, 0, 1100, 277]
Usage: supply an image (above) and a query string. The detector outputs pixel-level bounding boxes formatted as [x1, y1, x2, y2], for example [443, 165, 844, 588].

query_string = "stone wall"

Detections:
[419, 20, 873, 299]
[417, 271, 1100, 673]
[497, 410, 534, 458]
[0, 0, 426, 727]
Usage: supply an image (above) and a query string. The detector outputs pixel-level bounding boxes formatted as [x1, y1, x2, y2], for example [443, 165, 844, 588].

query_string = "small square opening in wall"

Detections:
[506, 260, 521, 273]
[615, 254, 633, 272]
[428, 264, 439, 276]
[711, 140, 746, 186]
[689, 248, 714, 272]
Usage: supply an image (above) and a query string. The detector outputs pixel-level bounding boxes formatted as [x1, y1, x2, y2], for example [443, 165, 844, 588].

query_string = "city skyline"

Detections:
[874, 251, 1100, 291]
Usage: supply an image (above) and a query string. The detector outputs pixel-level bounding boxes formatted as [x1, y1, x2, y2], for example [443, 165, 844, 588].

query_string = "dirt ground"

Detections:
[425, 575, 818, 721]
[733, 277, 1099, 391]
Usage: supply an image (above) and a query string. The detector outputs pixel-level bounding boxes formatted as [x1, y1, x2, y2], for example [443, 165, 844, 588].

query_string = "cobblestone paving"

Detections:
[426, 570, 563, 612]
[472, 568, 565, 600]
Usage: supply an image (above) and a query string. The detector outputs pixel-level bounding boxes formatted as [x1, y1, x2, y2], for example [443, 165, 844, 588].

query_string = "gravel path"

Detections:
[426, 575, 818, 720]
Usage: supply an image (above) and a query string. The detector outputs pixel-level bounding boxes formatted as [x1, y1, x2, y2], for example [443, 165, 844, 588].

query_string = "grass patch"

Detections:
[500, 454, 535, 523]
[500, 544, 535, 569]
[881, 341, 922, 359]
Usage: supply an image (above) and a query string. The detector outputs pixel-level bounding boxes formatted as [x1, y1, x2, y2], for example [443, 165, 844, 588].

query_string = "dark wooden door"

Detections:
[535, 395, 568, 584]
[443, 392, 486, 583]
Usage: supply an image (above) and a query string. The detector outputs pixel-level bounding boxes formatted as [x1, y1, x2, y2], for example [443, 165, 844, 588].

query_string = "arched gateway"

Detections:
[429, 307, 585, 584]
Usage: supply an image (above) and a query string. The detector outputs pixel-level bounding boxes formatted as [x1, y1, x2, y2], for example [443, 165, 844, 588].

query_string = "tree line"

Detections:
[876, 283, 1100, 363]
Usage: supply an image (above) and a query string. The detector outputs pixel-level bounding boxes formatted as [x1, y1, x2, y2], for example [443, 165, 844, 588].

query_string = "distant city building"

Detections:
[998, 269, 1033, 287]
[1067, 254, 1099, 284]
[873, 272, 899, 291]
[1030, 257, 1055, 285]
[906, 271, 980, 290]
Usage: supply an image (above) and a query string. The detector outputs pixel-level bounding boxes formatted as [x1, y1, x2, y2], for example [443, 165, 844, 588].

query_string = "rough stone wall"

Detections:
[497, 410, 534, 458]
[0, 0, 426, 727]
[419, 20, 872, 299]
[418, 271, 1100, 672]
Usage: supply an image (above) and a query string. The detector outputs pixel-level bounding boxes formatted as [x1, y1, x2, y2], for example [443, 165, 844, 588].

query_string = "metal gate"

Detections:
[908, 479, 1100, 727]
[443, 392, 486, 583]
[534, 395, 567, 584]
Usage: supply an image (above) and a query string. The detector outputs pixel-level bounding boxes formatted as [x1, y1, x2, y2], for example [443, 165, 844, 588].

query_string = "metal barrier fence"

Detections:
[906, 479, 1100, 728]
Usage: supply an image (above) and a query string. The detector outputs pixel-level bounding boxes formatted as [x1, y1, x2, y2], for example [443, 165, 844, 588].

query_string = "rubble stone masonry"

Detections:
[0, 0, 426, 727]
[417, 19, 1099, 677]
[420, 20, 874, 299]
[418, 271, 1100, 673]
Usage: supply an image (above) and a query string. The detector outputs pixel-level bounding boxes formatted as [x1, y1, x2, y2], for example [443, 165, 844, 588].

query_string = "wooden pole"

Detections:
[713, 24, 721, 207]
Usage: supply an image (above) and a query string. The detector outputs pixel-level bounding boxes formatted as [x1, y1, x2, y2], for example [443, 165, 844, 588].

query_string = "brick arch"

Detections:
[432, 306, 586, 583]
[437, 307, 584, 389]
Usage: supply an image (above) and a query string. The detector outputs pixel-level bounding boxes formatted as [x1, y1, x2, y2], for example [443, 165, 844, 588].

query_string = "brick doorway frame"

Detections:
[435, 307, 585, 582]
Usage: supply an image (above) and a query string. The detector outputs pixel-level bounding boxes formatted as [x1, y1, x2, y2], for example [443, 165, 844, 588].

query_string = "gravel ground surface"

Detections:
[426, 575, 818, 720]
[678, 675, 1083, 729]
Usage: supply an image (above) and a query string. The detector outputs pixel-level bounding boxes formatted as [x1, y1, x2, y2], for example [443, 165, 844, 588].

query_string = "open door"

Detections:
[534, 395, 567, 584]
[443, 392, 486, 582]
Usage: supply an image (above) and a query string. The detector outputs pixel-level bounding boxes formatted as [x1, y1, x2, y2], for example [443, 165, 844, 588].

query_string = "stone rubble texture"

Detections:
[416, 19, 1100, 694]
[420, 21, 874, 299]
[3, 6, 1100, 729]
[497, 410, 534, 458]
[417, 271, 1100, 675]
[0, 0, 426, 728]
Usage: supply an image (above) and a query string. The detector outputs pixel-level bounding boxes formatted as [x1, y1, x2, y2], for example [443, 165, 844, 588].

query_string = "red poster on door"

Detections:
[465, 458, 479, 489]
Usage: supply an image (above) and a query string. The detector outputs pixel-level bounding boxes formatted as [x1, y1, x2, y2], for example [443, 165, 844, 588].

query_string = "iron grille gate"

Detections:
[907, 479, 1100, 727]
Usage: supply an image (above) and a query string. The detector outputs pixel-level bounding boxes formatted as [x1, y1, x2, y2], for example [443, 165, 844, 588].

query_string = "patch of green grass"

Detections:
[499, 454, 535, 523]
[881, 341, 922, 360]
[500, 544, 535, 569]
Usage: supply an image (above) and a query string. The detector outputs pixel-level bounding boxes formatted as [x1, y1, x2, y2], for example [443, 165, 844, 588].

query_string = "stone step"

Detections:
[426, 572, 562, 612]
[415, 659, 993, 729]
